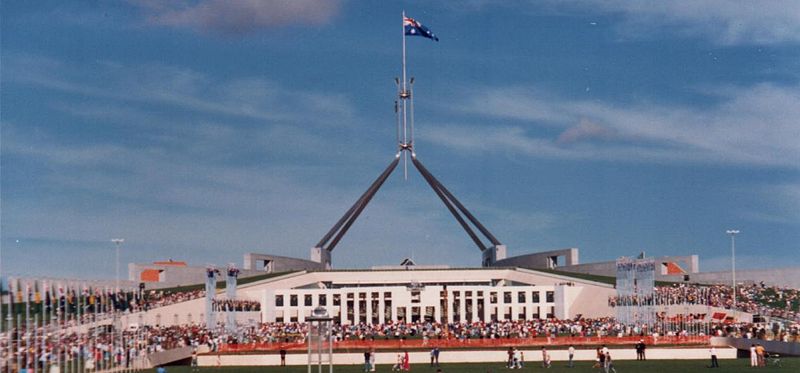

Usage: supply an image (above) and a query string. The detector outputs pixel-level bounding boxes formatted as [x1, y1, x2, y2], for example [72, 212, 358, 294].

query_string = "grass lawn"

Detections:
[154, 358, 797, 372]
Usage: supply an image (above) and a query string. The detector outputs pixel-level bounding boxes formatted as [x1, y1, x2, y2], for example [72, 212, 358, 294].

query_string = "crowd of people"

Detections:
[607, 282, 800, 322]
[2, 315, 798, 372]
[211, 299, 261, 312]
[141, 289, 206, 311]
[216, 318, 800, 347]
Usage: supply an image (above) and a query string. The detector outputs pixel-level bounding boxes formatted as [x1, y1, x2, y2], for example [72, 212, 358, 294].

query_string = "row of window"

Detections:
[275, 290, 555, 307]
[274, 305, 556, 324]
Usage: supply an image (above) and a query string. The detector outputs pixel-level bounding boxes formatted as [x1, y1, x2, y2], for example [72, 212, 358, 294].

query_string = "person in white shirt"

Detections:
[750, 344, 757, 367]
[709, 346, 719, 368]
[568, 345, 575, 368]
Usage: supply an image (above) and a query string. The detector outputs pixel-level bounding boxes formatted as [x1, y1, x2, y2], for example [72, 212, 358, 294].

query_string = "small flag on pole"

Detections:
[404, 16, 439, 41]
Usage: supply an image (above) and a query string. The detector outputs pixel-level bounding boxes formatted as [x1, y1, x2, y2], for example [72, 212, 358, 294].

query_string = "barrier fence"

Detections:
[218, 335, 710, 353]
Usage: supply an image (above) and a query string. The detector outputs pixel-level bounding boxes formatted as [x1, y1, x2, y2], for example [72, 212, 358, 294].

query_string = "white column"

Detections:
[526, 293, 534, 320]
[366, 292, 373, 325]
[298, 293, 305, 323]
[458, 293, 466, 323]
[353, 293, 360, 324]
[378, 292, 385, 325]
[446, 291, 454, 324]
[387, 293, 394, 322]
[471, 295, 478, 323]
[483, 292, 491, 323]
[339, 292, 347, 325]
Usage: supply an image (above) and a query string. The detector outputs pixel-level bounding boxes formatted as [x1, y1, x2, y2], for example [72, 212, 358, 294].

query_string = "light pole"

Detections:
[725, 230, 739, 310]
[111, 238, 125, 291]
[111, 238, 124, 370]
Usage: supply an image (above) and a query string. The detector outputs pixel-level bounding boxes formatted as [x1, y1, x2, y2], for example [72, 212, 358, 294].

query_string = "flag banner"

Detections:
[404, 16, 439, 41]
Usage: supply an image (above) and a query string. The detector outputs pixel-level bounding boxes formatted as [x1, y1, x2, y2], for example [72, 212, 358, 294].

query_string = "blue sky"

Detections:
[2, 1, 799, 280]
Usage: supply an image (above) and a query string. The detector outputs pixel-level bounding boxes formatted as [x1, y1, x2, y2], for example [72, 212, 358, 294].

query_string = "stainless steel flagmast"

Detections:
[313, 12, 505, 268]
[400, 11, 409, 179]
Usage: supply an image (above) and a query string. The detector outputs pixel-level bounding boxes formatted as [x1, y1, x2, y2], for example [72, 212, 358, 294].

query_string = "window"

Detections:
[517, 292, 526, 303]
[546, 291, 554, 303]
[490, 292, 497, 304]
[411, 291, 421, 303]
[304, 294, 313, 307]
[532, 291, 540, 303]
[384, 292, 392, 298]
[319, 294, 327, 306]
[333, 294, 341, 306]
[290, 294, 298, 307]
[503, 292, 512, 303]
[275, 295, 284, 307]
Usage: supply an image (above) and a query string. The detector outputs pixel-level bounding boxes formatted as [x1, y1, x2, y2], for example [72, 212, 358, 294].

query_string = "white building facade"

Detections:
[240, 267, 616, 324]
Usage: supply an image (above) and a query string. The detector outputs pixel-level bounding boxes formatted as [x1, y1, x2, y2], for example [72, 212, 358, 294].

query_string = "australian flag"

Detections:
[404, 16, 439, 41]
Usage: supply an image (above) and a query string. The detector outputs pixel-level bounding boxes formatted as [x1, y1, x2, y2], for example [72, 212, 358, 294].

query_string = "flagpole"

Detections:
[6, 278, 12, 373]
[25, 280, 31, 373]
[401, 10, 409, 180]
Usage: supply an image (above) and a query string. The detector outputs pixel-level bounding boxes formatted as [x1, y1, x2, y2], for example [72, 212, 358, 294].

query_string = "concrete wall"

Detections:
[557, 255, 699, 281]
[243, 253, 324, 273]
[198, 347, 736, 366]
[492, 248, 579, 269]
[710, 337, 800, 356]
[666, 267, 800, 288]
[115, 268, 619, 330]
[128, 264, 266, 288]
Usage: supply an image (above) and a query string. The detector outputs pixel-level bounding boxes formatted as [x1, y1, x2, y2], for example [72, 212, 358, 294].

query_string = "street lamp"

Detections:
[307, 307, 333, 373]
[111, 238, 125, 291]
[725, 230, 739, 310]
[110, 238, 124, 370]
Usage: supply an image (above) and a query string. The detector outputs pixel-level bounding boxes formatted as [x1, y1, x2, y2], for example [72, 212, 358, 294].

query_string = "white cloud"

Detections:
[133, 0, 342, 35]
[3, 54, 355, 125]
[557, 118, 615, 145]
[739, 182, 800, 225]
[550, 0, 800, 45]
[430, 83, 800, 168]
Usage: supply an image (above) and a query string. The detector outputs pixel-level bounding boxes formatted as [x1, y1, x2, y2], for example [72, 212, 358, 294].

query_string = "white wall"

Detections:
[198, 347, 736, 367]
